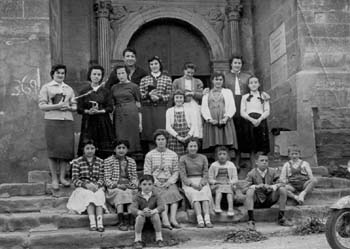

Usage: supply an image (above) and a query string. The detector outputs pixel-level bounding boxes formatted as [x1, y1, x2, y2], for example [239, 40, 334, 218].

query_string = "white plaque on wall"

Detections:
[269, 23, 287, 63]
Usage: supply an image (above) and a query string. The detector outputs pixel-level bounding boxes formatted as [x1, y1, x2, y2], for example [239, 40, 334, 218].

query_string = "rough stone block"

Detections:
[0, 196, 68, 213]
[0, 0, 23, 18]
[305, 23, 349, 38]
[23, 0, 49, 18]
[0, 183, 46, 197]
[316, 177, 350, 188]
[0, 232, 27, 249]
[316, 130, 350, 145]
[28, 171, 50, 183]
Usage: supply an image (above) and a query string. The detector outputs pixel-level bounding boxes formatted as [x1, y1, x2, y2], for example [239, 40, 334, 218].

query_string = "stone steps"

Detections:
[2, 176, 348, 198]
[0, 200, 333, 233]
[0, 186, 346, 214]
[0, 196, 68, 213]
[0, 223, 295, 249]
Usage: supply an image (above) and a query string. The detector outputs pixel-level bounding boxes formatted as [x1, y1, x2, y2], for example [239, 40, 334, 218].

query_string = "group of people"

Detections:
[38, 48, 317, 248]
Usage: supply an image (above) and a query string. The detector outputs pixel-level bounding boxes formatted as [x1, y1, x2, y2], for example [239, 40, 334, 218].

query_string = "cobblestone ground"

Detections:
[145, 234, 331, 249]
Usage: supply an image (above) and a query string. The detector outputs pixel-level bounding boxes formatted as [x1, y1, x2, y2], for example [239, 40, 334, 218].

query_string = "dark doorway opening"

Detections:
[128, 18, 212, 88]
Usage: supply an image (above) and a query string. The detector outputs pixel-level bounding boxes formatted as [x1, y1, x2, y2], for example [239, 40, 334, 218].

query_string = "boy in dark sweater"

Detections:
[130, 175, 165, 249]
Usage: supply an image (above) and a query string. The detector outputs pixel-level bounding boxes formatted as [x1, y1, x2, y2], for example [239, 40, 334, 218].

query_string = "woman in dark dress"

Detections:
[77, 65, 115, 159]
[140, 56, 172, 149]
[112, 65, 142, 153]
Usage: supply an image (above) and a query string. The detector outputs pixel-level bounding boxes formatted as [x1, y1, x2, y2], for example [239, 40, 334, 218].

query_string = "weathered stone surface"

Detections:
[0, 183, 45, 197]
[0, 0, 23, 18]
[316, 177, 350, 188]
[0, 196, 68, 213]
[316, 130, 350, 145]
[24, 0, 49, 18]
[28, 171, 50, 183]
[0, 231, 27, 249]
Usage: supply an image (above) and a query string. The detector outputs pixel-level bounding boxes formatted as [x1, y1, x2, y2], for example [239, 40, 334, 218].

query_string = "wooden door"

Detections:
[128, 18, 211, 87]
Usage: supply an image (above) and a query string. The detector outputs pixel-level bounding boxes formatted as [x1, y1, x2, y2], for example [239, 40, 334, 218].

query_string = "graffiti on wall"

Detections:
[11, 68, 41, 101]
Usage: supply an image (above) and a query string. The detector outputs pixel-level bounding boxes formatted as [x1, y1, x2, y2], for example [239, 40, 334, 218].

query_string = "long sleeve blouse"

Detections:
[71, 156, 104, 188]
[179, 154, 209, 186]
[140, 74, 172, 103]
[104, 155, 138, 189]
[143, 149, 179, 186]
[201, 88, 236, 120]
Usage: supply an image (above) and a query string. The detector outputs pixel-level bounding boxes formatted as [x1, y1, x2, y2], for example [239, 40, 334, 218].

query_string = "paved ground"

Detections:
[146, 234, 331, 249]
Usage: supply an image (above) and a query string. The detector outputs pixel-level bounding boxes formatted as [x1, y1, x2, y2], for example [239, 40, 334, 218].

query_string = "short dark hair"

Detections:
[153, 129, 168, 143]
[210, 72, 225, 88]
[115, 65, 130, 77]
[87, 65, 105, 83]
[82, 139, 96, 148]
[185, 137, 201, 150]
[255, 151, 268, 160]
[183, 62, 196, 71]
[50, 64, 67, 79]
[139, 174, 155, 184]
[123, 47, 137, 57]
[229, 54, 244, 66]
[148, 56, 163, 72]
[112, 139, 130, 149]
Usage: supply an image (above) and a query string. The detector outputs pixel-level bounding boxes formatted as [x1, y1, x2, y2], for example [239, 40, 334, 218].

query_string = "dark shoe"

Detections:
[247, 220, 256, 230]
[170, 222, 181, 229]
[133, 241, 144, 249]
[278, 217, 294, 227]
[89, 225, 97, 231]
[118, 223, 128, 231]
[205, 222, 214, 228]
[97, 226, 105, 232]
[162, 224, 173, 230]
[197, 223, 205, 228]
[156, 240, 165, 248]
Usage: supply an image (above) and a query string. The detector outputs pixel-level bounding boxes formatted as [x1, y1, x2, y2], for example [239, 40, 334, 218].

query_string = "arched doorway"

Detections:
[128, 18, 211, 86]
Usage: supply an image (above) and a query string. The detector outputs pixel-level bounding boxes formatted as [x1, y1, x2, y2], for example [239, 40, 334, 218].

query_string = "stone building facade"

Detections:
[0, 0, 349, 182]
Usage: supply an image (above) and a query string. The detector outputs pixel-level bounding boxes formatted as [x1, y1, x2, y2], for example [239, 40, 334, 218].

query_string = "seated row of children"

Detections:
[66, 136, 317, 248]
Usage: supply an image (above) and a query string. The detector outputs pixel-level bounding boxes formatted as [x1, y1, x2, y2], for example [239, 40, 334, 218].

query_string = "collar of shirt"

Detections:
[230, 70, 241, 75]
[151, 72, 161, 78]
[141, 191, 153, 201]
[48, 80, 69, 87]
[82, 155, 96, 165]
[290, 159, 302, 168]
[257, 168, 267, 178]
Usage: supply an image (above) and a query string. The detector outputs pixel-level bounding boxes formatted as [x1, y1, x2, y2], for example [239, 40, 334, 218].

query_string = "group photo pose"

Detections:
[37, 49, 322, 249]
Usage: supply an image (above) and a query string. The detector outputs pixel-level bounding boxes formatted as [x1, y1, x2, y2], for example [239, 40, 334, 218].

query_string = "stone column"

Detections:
[226, 0, 243, 56]
[94, 0, 112, 77]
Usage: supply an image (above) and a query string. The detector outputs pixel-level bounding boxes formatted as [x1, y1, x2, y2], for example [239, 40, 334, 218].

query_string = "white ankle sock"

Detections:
[89, 215, 96, 226]
[96, 215, 103, 227]
[135, 232, 142, 242]
[204, 214, 211, 223]
[197, 215, 204, 224]
[155, 232, 163, 241]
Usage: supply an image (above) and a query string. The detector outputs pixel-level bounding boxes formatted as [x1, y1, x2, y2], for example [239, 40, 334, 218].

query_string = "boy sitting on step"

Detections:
[130, 174, 165, 249]
[244, 152, 292, 229]
[279, 145, 318, 205]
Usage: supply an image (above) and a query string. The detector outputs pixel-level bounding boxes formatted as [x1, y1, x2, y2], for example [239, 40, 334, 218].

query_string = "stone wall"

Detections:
[253, 0, 350, 166]
[0, 0, 52, 182]
[297, 0, 350, 165]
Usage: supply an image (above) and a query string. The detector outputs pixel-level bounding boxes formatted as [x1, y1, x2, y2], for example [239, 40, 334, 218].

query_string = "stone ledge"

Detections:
[0, 222, 296, 249]
[0, 183, 46, 197]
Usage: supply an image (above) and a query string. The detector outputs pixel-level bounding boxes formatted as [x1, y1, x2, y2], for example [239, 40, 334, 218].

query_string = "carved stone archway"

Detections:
[112, 7, 225, 64]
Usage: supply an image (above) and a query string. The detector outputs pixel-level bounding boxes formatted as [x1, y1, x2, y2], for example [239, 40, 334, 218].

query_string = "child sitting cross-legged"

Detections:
[130, 174, 165, 249]
[280, 145, 318, 205]
[208, 146, 238, 216]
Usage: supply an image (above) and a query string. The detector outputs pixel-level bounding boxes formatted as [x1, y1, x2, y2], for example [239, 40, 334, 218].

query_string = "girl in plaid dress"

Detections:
[166, 90, 195, 156]
[104, 140, 138, 231]
[67, 140, 106, 232]
[140, 56, 172, 149]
